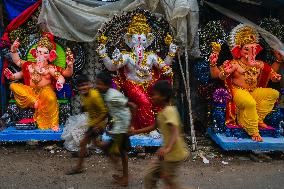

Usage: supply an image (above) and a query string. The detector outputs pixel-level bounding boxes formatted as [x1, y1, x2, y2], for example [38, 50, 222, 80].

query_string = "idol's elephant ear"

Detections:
[146, 33, 155, 48]
[124, 33, 133, 48]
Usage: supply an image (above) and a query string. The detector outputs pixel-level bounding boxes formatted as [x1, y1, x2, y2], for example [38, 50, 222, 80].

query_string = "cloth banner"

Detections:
[38, 0, 200, 57]
[3, 0, 38, 20]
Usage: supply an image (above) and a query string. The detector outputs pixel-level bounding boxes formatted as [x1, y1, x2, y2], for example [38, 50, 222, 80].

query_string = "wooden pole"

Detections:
[178, 48, 197, 151]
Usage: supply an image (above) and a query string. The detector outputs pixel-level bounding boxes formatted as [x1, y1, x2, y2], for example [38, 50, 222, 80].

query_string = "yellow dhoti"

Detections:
[232, 87, 279, 136]
[10, 83, 59, 130]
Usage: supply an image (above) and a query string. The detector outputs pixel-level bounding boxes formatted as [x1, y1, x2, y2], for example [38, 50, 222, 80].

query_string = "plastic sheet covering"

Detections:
[3, 0, 38, 20]
[204, 1, 284, 56]
[61, 113, 88, 152]
[38, 0, 200, 57]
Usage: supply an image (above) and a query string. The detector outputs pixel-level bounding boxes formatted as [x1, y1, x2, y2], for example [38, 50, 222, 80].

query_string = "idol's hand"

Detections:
[97, 44, 107, 55]
[169, 43, 178, 54]
[112, 48, 122, 62]
[273, 49, 283, 62]
[223, 61, 236, 75]
[11, 38, 20, 52]
[4, 68, 14, 80]
[163, 67, 173, 76]
[209, 52, 219, 65]
[56, 77, 65, 91]
[271, 73, 282, 82]
[66, 49, 75, 66]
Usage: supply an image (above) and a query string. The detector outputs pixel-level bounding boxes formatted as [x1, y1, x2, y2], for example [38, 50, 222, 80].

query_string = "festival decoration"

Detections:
[193, 59, 210, 85]
[259, 18, 284, 42]
[197, 83, 217, 101]
[199, 20, 227, 60]
[212, 88, 231, 105]
[259, 17, 284, 64]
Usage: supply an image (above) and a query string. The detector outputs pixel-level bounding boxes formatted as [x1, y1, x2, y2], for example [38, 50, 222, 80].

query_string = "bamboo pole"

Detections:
[178, 48, 197, 151]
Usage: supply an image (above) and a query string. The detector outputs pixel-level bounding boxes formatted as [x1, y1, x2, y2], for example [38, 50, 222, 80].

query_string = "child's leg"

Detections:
[112, 151, 128, 186]
[76, 135, 92, 170]
[162, 161, 182, 189]
[121, 151, 128, 179]
[144, 160, 161, 189]
[66, 135, 92, 175]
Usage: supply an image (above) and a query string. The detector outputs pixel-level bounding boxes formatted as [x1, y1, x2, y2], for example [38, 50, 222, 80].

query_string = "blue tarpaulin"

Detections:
[3, 0, 38, 20]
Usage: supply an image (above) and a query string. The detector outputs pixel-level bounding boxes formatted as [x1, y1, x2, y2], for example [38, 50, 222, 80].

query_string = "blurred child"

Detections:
[95, 72, 135, 187]
[130, 80, 189, 189]
[66, 75, 108, 175]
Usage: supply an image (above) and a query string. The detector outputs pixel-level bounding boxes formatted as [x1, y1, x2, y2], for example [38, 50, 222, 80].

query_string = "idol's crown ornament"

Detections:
[229, 24, 259, 49]
[127, 14, 151, 34]
[37, 32, 56, 51]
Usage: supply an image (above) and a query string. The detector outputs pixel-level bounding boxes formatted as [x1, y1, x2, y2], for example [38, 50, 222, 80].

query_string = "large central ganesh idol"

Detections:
[209, 24, 283, 142]
[98, 13, 177, 130]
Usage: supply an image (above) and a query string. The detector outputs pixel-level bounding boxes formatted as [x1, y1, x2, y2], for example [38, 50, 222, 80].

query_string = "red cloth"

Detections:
[113, 67, 172, 129]
[225, 61, 272, 124]
[18, 118, 35, 124]
[1, 0, 42, 84]
[22, 61, 32, 85]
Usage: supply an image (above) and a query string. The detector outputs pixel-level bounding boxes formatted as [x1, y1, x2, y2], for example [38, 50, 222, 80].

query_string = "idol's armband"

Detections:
[54, 71, 62, 80]
[218, 66, 229, 80]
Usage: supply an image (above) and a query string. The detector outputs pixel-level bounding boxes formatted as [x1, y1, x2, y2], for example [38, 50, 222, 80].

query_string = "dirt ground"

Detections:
[0, 139, 284, 189]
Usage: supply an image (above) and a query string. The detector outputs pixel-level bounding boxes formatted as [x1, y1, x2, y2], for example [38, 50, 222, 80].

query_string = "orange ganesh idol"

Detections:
[4, 33, 74, 131]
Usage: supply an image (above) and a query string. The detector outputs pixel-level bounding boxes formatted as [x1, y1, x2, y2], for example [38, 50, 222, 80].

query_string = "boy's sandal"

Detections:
[65, 168, 85, 175]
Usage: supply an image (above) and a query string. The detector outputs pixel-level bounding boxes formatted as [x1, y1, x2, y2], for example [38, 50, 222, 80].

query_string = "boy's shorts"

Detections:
[85, 127, 104, 139]
[105, 133, 131, 156]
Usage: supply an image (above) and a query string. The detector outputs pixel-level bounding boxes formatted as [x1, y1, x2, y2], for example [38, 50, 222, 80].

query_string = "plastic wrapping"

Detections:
[61, 113, 88, 152]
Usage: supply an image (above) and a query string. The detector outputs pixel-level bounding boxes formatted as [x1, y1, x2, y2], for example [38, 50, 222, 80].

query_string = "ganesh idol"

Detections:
[97, 14, 177, 130]
[4, 33, 74, 131]
[209, 24, 283, 142]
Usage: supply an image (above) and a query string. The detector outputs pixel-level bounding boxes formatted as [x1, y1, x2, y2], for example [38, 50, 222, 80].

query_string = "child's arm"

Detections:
[129, 124, 156, 135]
[157, 123, 178, 159]
[127, 102, 137, 110]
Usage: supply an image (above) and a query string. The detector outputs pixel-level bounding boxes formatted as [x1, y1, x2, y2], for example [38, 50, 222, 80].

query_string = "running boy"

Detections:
[130, 80, 189, 189]
[95, 72, 135, 187]
[66, 75, 108, 175]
